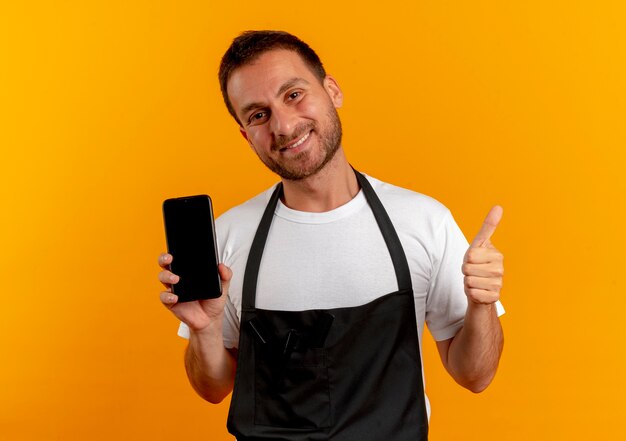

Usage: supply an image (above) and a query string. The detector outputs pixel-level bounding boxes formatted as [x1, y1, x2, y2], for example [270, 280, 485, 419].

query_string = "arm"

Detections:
[436, 303, 503, 393]
[185, 322, 238, 404]
[436, 206, 505, 393]
[159, 254, 238, 403]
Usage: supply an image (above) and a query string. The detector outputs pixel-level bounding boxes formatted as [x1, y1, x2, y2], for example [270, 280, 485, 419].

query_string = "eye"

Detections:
[248, 111, 268, 125]
[288, 91, 301, 100]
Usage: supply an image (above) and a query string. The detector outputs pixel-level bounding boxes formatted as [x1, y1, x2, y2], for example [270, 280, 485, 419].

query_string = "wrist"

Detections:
[189, 315, 224, 339]
[466, 300, 496, 316]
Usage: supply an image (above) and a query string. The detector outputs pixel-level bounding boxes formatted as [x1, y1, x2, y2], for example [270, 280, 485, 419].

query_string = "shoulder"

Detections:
[215, 183, 279, 233]
[214, 183, 280, 261]
[364, 173, 452, 234]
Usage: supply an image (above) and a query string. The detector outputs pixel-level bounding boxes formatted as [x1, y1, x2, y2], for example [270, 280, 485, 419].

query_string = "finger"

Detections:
[158, 253, 173, 269]
[462, 262, 504, 278]
[463, 247, 503, 264]
[159, 269, 180, 288]
[470, 205, 503, 248]
[464, 275, 503, 292]
[160, 290, 178, 308]
[465, 287, 500, 304]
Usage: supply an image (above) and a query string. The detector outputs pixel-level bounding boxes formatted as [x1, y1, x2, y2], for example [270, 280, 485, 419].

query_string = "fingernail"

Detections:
[169, 295, 175, 302]
[170, 275, 178, 282]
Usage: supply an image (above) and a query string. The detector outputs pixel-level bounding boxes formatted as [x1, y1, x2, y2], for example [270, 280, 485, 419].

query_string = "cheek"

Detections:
[245, 127, 262, 143]
[297, 98, 325, 119]
[246, 128, 271, 151]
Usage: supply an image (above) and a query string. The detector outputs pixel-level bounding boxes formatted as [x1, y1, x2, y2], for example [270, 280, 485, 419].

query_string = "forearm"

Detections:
[185, 317, 237, 404]
[446, 302, 503, 393]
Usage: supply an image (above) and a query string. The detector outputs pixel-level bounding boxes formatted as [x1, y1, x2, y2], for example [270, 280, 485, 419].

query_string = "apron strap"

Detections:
[242, 182, 283, 311]
[242, 169, 413, 310]
[354, 170, 412, 292]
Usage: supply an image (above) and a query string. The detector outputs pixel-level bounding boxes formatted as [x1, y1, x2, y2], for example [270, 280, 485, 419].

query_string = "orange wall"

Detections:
[1, 1, 625, 440]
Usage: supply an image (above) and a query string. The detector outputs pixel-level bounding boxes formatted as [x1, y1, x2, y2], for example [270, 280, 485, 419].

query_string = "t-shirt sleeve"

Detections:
[222, 294, 240, 348]
[425, 210, 505, 341]
[177, 294, 241, 349]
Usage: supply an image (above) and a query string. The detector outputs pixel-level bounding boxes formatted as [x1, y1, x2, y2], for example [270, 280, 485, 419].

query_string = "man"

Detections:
[159, 30, 504, 440]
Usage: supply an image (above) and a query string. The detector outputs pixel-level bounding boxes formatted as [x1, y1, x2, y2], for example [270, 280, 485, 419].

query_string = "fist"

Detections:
[462, 206, 504, 305]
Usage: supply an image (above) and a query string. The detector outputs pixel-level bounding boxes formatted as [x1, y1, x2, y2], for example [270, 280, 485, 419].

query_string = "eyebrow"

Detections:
[239, 77, 311, 118]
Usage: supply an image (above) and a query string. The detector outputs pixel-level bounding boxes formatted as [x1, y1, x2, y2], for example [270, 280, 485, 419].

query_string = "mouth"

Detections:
[279, 130, 312, 152]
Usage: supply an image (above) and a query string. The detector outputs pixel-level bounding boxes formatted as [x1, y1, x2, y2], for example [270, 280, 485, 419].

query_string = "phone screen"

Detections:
[162, 195, 221, 302]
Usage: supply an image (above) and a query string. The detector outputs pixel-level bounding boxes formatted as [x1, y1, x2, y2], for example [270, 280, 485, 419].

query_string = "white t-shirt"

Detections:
[179, 174, 504, 345]
[177, 174, 505, 416]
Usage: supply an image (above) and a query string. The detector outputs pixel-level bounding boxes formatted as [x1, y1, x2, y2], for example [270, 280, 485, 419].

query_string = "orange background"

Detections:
[2, 1, 625, 440]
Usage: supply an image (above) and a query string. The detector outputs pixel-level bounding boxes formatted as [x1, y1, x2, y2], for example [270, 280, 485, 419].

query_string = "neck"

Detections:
[280, 148, 360, 212]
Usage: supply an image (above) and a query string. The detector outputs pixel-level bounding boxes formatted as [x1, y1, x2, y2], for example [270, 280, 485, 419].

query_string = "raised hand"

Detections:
[462, 206, 504, 305]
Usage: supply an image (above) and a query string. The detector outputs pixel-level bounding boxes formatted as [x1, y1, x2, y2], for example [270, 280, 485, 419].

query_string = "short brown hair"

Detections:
[219, 30, 326, 125]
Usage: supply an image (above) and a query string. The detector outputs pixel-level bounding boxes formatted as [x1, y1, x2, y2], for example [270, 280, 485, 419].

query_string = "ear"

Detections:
[239, 126, 255, 148]
[324, 75, 343, 108]
[239, 126, 249, 142]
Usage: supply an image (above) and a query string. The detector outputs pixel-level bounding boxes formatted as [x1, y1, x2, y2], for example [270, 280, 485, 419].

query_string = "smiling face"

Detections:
[226, 49, 344, 181]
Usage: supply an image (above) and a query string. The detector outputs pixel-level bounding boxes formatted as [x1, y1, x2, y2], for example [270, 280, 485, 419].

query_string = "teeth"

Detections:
[287, 131, 310, 149]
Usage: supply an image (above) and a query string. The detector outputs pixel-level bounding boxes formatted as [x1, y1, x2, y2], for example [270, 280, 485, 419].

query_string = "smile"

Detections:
[282, 131, 311, 151]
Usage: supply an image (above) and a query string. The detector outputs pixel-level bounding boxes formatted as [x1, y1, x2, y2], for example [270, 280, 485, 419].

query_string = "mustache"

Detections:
[272, 123, 315, 151]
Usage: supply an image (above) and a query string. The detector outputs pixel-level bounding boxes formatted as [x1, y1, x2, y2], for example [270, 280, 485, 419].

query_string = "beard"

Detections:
[255, 106, 343, 181]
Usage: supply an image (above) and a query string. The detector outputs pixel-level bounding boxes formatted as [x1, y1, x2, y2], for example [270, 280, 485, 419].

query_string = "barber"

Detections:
[159, 30, 504, 440]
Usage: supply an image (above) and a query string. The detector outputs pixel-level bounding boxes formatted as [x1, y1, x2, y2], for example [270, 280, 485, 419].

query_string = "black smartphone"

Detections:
[162, 195, 221, 302]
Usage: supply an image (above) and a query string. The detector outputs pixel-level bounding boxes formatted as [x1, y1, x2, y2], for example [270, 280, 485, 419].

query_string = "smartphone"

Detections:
[162, 195, 221, 302]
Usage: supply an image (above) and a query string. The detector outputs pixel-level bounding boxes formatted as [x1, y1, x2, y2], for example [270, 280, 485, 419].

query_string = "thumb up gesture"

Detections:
[462, 206, 504, 305]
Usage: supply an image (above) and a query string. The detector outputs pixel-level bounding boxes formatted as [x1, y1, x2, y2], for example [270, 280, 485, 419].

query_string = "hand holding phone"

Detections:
[159, 253, 233, 333]
[162, 195, 221, 302]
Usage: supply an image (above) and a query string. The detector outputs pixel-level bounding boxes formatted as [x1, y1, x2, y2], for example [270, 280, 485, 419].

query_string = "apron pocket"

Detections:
[254, 347, 332, 429]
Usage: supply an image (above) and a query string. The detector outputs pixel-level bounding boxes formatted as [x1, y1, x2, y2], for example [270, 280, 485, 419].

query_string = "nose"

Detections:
[269, 105, 297, 138]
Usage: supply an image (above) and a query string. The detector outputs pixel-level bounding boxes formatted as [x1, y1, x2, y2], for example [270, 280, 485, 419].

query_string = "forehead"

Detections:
[227, 49, 320, 110]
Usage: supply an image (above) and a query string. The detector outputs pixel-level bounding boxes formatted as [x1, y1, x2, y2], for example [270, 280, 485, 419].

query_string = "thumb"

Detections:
[218, 263, 233, 295]
[470, 205, 503, 248]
